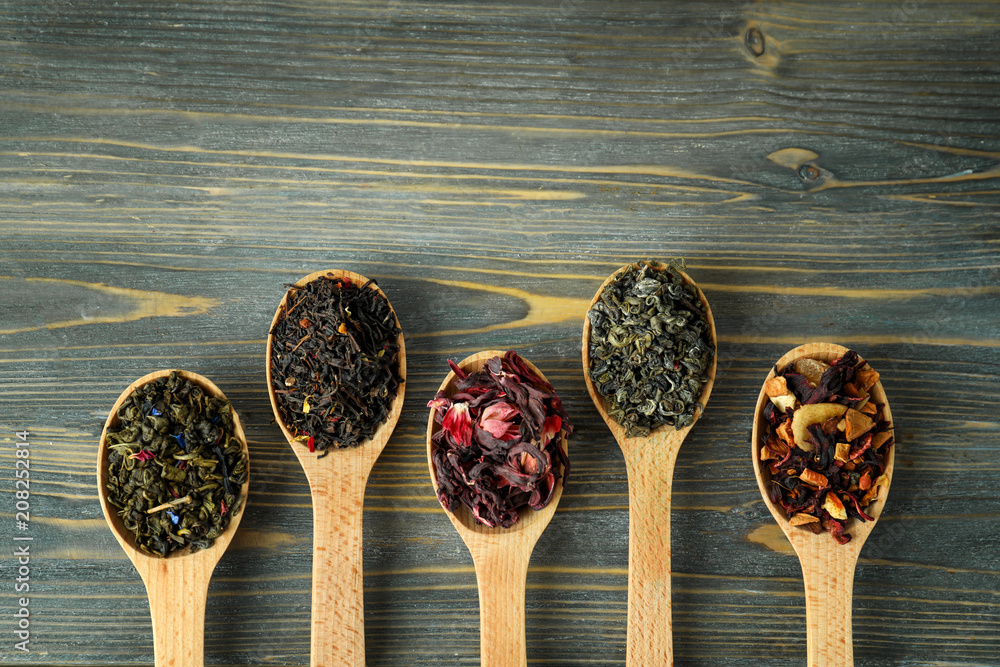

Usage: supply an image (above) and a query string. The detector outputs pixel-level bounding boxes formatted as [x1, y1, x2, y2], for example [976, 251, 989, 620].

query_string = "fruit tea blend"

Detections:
[758, 350, 893, 544]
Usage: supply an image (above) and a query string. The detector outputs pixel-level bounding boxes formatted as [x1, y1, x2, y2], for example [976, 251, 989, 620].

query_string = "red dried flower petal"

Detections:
[431, 351, 573, 528]
[427, 396, 452, 411]
[540, 415, 562, 446]
[442, 402, 473, 448]
[479, 401, 520, 440]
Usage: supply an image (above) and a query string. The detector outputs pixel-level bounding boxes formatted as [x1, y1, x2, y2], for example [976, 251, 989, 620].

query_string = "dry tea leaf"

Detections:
[586, 260, 714, 437]
[104, 372, 247, 557]
[760, 350, 894, 544]
[270, 275, 403, 455]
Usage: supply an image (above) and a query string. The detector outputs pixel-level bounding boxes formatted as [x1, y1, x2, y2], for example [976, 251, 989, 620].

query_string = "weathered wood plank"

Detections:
[2, 0, 1000, 664]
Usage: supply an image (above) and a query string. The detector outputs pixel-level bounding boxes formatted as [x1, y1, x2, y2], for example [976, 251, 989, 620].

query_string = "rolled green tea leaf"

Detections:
[587, 260, 715, 437]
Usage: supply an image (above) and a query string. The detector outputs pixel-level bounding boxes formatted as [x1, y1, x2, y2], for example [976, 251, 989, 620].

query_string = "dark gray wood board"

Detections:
[1, 0, 999, 664]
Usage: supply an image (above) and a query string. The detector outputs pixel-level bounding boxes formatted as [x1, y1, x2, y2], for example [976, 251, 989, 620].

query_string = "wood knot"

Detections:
[798, 164, 821, 181]
[745, 27, 765, 56]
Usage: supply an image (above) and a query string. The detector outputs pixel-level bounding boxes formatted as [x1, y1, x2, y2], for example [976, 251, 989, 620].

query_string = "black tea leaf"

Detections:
[269, 274, 403, 455]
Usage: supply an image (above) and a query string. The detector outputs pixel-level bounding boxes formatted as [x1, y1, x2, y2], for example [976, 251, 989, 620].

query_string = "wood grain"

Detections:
[1, 0, 999, 665]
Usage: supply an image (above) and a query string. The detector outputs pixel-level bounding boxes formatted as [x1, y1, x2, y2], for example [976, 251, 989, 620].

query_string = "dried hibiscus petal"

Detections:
[429, 350, 573, 528]
[479, 402, 521, 440]
[442, 403, 473, 448]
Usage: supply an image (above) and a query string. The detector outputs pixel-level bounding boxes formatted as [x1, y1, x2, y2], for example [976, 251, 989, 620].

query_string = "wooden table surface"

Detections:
[1, 1, 999, 665]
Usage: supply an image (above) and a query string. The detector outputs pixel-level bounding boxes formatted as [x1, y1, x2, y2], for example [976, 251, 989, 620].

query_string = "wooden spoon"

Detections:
[425, 350, 567, 667]
[751, 342, 894, 667]
[266, 269, 406, 667]
[97, 369, 250, 667]
[581, 263, 717, 666]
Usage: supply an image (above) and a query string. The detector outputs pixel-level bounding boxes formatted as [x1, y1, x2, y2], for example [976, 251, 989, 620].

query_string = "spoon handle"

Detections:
[308, 470, 369, 667]
[797, 547, 858, 667]
[469, 543, 532, 667]
[622, 444, 681, 666]
[141, 562, 212, 667]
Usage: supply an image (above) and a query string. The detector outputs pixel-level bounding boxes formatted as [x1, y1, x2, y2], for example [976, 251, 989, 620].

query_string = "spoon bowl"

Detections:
[581, 262, 717, 666]
[751, 342, 894, 667]
[426, 350, 567, 667]
[265, 269, 406, 667]
[97, 369, 250, 667]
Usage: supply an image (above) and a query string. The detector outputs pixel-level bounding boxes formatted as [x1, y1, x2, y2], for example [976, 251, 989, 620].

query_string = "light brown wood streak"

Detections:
[721, 333, 1000, 347]
[0, 104, 835, 141]
[0, 277, 218, 334]
[0, 154, 759, 194]
[0, 138, 763, 184]
[6, 89, 805, 125]
[3, 218, 994, 264]
[812, 168, 1000, 193]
